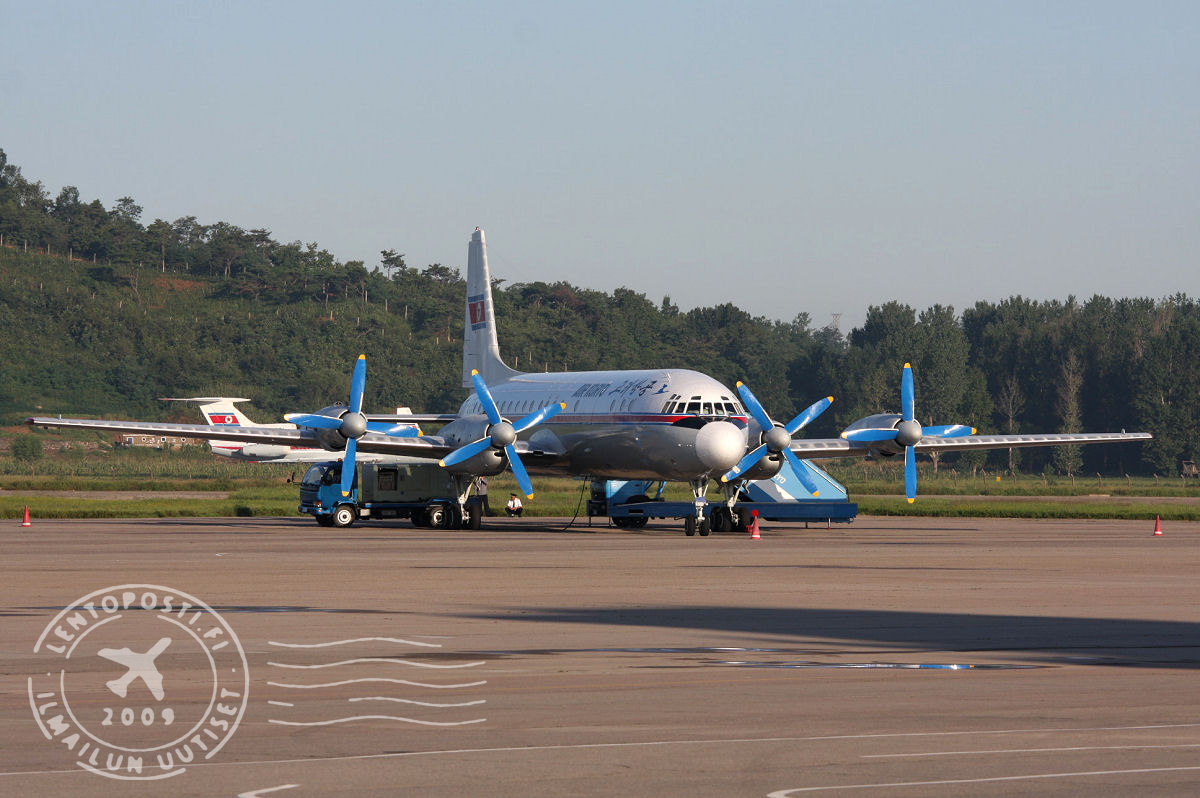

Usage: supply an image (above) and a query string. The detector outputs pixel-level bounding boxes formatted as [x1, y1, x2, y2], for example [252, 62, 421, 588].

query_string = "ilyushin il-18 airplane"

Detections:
[29, 228, 1151, 533]
[157, 396, 420, 463]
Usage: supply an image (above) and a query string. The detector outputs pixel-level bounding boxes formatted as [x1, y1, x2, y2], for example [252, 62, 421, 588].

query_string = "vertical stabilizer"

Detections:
[463, 228, 521, 387]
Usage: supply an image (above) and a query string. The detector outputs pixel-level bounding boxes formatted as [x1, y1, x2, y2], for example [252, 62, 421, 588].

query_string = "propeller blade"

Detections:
[285, 413, 343, 430]
[512, 401, 566, 434]
[923, 424, 975, 438]
[470, 370, 503, 425]
[782, 448, 821, 497]
[904, 445, 917, 503]
[505, 444, 535, 499]
[348, 354, 367, 415]
[721, 443, 768, 483]
[439, 437, 493, 468]
[735, 382, 774, 432]
[784, 395, 834, 435]
[901, 363, 915, 422]
[340, 438, 358, 496]
[364, 421, 421, 436]
[842, 428, 900, 443]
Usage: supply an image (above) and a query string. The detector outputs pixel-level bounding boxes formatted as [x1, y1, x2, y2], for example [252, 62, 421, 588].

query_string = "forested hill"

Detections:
[0, 149, 1195, 475]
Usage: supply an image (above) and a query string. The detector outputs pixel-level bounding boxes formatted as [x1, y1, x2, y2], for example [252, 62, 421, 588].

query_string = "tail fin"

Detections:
[463, 227, 521, 387]
[160, 397, 256, 426]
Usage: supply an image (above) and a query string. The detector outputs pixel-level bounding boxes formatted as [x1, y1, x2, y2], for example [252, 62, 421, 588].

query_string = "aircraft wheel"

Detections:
[331, 504, 357, 528]
[466, 503, 483, 530]
[736, 508, 753, 534]
[710, 508, 732, 534]
[684, 516, 697, 536]
[698, 518, 711, 537]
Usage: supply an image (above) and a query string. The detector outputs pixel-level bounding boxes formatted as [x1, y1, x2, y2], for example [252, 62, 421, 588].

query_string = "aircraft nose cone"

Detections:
[696, 421, 746, 472]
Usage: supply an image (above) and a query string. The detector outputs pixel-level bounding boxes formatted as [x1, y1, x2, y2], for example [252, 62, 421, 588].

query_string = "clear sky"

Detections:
[3, 1, 1197, 330]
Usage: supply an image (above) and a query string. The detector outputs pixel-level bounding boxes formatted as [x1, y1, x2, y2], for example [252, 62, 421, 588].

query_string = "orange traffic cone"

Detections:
[21, 505, 32, 527]
[749, 509, 761, 540]
[1153, 515, 1162, 537]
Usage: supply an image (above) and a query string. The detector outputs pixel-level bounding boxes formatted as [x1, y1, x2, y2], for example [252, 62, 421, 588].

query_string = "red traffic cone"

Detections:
[1153, 515, 1162, 537]
[749, 509, 761, 540]
[21, 505, 32, 527]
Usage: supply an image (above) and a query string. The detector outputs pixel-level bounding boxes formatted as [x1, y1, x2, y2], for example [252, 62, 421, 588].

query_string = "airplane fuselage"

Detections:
[444, 368, 752, 481]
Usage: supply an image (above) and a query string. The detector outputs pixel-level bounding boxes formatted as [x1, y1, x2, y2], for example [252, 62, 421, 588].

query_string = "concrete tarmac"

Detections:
[2, 514, 1199, 796]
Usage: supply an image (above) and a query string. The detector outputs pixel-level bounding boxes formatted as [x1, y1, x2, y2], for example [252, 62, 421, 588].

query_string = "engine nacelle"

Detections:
[841, 413, 904, 456]
[438, 414, 509, 476]
[737, 453, 784, 482]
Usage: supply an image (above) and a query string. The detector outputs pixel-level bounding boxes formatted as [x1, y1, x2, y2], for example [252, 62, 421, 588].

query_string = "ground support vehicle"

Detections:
[299, 461, 483, 529]
[591, 458, 858, 536]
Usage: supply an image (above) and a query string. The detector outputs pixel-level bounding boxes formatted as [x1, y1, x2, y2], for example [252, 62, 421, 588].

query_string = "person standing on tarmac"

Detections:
[476, 476, 494, 516]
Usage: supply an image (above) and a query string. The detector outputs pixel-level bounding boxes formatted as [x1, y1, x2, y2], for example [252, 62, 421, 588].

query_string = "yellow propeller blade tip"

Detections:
[437, 460, 446, 467]
[471, 368, 480, 376]
[357, 354, 366, 360]
[526, 493, 535, 500]
[827, 396, 835, 402]
[907, 498, 915, 504]
[903, 362, 911, 369]
[811, 491, 819, 497]
[341, 491, 351, 497]
[559, 402, 566, 409]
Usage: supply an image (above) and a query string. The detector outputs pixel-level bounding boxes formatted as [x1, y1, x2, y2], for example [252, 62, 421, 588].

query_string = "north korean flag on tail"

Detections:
[468, 294, 487, 330]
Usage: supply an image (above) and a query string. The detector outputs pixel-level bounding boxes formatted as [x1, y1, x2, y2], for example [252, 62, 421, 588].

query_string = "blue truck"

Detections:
[298, 461, 483, 529]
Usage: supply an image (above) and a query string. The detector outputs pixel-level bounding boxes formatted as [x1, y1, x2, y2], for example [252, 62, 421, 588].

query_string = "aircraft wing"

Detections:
[26, 417, 457, 460]
[789, 431, 1152, 459]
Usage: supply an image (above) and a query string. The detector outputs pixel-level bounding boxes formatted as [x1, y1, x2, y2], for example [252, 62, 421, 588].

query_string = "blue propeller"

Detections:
[841, 363, 974, 503]
[720, 382, 834, 496]
[439, 370, 565, 499]
[286, 354, 420, 497]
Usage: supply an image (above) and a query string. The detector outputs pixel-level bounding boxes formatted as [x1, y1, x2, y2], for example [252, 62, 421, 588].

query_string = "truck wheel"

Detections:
[425, 503, 447, 529]
[315, 515, 335, 527]
[331, 505, 357, 528]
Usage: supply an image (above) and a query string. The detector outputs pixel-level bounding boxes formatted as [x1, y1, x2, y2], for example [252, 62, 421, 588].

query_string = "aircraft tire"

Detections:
[710, 508, 732, 533]
[735, 508, 753, 534]
[684, 516, 697, 536]
[698, 518, 711, 537]
[466, 503, 483, 530]
[331, 504, 357, 528]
